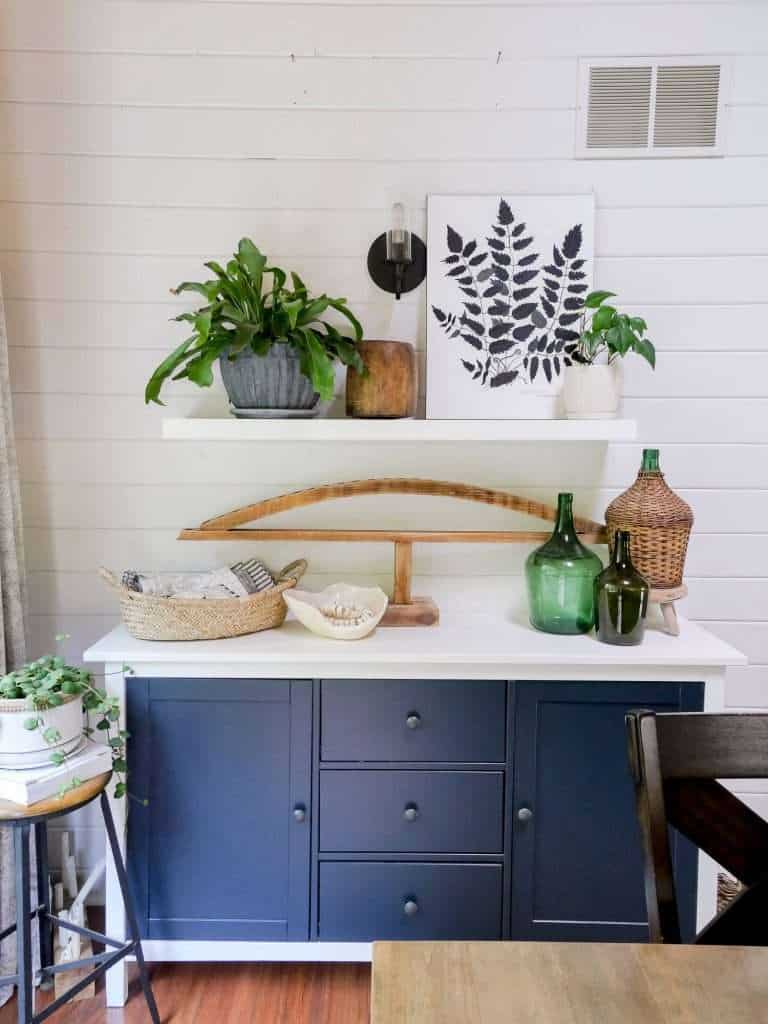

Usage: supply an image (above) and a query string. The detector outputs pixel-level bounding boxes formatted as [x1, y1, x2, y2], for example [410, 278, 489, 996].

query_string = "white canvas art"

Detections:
[427, 194, 595, 419]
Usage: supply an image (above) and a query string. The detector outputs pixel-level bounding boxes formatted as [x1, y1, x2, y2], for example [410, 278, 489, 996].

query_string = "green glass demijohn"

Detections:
[594, 530, 650, 646]
[525, 493, 603, 635]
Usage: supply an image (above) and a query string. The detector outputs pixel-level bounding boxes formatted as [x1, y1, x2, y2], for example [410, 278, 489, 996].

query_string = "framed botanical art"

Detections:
[426, 194, 594, 419]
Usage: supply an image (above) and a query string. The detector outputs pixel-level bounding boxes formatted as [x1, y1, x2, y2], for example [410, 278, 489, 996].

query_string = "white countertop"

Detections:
[84, 594, 746, 681]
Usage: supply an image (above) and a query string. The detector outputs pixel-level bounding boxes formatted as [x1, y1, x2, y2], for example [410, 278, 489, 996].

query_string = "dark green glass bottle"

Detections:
[525, 492, 603, 635]
[594, 530, 650, 646]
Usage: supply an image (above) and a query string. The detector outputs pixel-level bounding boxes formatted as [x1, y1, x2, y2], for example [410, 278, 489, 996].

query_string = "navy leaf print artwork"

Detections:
[432, 198, 589, 390]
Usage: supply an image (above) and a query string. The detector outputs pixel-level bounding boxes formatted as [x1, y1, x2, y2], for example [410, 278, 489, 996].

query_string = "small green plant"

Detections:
[0, 650, 131, 799]
[577, 291, 656, 368]
[145, 237, 365, 405]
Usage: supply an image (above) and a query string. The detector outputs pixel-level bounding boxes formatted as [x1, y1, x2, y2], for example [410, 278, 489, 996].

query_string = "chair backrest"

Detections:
[626, 710, 768, 943]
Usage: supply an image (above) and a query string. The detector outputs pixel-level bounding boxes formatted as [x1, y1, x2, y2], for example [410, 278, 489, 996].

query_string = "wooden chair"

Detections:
[626, 710, 768, 945]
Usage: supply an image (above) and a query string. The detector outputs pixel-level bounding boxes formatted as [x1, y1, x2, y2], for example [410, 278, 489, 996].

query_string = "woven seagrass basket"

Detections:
[605, 467, 693, 589]
[99, 560, 307, 641]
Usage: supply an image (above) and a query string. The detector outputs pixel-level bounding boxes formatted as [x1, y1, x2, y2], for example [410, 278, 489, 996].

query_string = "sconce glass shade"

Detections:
[386, 202, 413, 265]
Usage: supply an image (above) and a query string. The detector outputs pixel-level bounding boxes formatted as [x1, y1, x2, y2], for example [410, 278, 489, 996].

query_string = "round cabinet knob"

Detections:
[405, 712, 422, 730]
[293, 805, 306, 823]
[403, 803, 419, 822]
[517, 806, 533, 823]
[403, 899, 419, 917]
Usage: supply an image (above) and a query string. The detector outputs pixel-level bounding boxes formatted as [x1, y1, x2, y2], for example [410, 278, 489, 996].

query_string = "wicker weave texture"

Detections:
[606, 471, 693, 589]
[99, 560, 306, 641]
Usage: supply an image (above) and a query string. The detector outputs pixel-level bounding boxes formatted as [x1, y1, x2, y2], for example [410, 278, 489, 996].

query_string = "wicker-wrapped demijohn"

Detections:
[605, 449, 693, 589]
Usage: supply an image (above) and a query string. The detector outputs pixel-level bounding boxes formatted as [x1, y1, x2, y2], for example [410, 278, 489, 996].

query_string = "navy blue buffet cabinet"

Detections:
[126, 677, 703, 945]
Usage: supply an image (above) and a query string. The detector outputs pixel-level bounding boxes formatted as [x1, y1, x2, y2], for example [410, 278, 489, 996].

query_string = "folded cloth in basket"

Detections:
[121, 558, 275, 599]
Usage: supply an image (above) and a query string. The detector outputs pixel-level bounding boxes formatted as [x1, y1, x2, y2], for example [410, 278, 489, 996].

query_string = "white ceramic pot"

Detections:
[562, 362, 623, 420]
[0, 693, 83, 768]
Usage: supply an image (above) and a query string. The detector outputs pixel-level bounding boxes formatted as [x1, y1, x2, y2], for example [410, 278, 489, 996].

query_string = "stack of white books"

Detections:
[0, 741, 112, 806]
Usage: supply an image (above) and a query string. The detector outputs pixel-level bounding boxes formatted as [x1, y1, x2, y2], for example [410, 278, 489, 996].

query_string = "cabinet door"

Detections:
[127, 678, 311, 941]
[510, 681, 703, 942]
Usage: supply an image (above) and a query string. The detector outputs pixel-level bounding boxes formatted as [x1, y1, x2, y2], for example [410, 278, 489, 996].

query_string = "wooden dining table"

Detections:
[371, 941, 768, 1023]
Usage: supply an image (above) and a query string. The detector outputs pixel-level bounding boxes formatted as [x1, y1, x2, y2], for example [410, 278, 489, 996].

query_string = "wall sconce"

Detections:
[367, 202, 427, 300]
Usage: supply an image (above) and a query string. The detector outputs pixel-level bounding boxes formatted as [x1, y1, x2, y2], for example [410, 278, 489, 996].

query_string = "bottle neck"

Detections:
[553, 493, 577, 542]
[612, 531, 633, 570]
[641, 448, 660, 473]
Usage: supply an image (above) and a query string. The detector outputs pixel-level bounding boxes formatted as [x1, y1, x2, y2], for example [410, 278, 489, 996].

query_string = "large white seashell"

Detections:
[284, 583, 389, 640]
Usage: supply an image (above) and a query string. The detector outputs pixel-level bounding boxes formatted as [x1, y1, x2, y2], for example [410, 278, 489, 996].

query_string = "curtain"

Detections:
[0, 282, 28, 1006]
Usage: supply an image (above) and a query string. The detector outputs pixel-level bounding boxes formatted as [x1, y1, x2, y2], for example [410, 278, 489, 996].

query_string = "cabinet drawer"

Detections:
[320, 680, 506, 762]
[320, 770, 503, 853]
[318, 862, 502, 941]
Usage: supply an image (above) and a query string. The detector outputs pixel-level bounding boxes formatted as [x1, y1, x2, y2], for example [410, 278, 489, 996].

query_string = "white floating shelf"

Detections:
[162, 417, 637, 443]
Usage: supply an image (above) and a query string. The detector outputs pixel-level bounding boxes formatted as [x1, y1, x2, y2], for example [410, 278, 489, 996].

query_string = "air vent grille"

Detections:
[577, 58, 726, 158]
[653, 64, 721, 148]
[587, 66, 652, 149]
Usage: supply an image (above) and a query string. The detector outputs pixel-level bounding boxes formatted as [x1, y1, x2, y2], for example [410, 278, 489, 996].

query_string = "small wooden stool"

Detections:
[649, 584, 688, 637]
[0, 773, 160, 1024]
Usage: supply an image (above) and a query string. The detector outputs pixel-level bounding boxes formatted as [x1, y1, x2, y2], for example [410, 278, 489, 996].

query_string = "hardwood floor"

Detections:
[0, 963, 371, 1023]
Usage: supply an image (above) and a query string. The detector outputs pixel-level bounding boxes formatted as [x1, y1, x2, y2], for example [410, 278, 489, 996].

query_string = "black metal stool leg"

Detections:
[34, 823, 53, 990]
[14, 824, 33, 1024]
[100, 793, 160, 1024]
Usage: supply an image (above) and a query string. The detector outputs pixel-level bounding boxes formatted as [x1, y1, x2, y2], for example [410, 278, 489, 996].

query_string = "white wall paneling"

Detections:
[3, 0, 767, 873]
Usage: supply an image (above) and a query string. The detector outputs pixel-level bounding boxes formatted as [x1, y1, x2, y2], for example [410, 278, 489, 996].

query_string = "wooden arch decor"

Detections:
[180, 478, 608, 627]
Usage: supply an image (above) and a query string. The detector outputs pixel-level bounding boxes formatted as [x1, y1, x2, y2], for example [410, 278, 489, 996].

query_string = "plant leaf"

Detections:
[447, 225, 463, 253]
[497, 199, 514, 225]
[489, 322, 514, 339]
[561, 224, 583, 260]
[144, 335, 198, 405]
[490, 370, 519, 387]
[489, 338, 515, 354]
[635, 337, 656, 368]
[591, 305, 616, 331]
[327, 299, 363, 341]
[585, 290, 616, 308]
[461, 314, 485, 336]
[237, 238, 267, 295]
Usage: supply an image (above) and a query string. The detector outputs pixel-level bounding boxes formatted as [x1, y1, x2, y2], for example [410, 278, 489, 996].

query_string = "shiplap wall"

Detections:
[2, 0, 767, 877]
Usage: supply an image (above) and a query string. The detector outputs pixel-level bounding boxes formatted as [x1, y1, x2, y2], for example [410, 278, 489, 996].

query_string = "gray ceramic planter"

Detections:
[219, 345, 318, 410]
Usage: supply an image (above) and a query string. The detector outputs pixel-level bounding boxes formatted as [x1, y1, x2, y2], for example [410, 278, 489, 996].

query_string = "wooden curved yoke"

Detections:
[180, 478, 607, 627]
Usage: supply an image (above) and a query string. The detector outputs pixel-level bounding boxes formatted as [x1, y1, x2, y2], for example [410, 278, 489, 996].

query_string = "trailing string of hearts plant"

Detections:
[431, 197, 588, 390]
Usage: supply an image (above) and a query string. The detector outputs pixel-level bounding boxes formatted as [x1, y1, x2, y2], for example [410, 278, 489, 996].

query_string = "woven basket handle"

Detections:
[276, 559, 308, 584]
[99, 566, 125, 592]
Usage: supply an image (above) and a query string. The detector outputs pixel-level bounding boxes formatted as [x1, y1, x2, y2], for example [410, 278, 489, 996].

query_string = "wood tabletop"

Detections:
[372, 941, 768, 1024]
